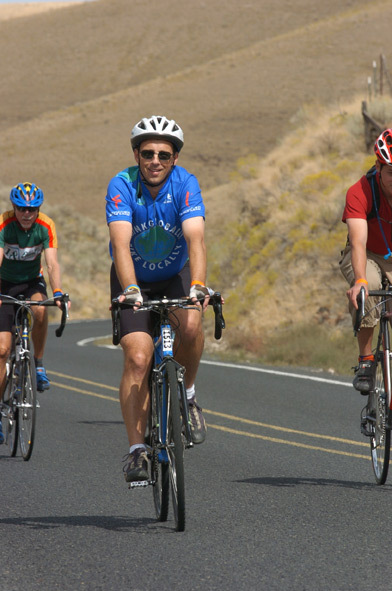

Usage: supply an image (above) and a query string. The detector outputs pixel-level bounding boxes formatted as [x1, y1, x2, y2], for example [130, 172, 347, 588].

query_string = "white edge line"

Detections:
[77, 334, 352, 388]
[200, 359, 352, 387]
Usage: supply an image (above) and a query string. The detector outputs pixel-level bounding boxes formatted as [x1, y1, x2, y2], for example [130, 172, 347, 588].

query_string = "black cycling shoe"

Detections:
[353, 360, 374, 394]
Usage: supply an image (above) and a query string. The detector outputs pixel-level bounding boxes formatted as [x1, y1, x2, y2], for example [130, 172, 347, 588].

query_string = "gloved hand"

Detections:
[189, 282, 214, 306]
[122, 284, 143, 307]
[53, 289, 65, 309]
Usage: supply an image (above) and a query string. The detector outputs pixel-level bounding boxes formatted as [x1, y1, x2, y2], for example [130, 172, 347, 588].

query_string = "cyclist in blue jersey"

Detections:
[106, 115, 211, 482]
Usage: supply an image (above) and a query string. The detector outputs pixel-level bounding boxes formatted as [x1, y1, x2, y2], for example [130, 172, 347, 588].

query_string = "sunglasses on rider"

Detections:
[15, 206, 39, 213]
[139, 150, 174, 162]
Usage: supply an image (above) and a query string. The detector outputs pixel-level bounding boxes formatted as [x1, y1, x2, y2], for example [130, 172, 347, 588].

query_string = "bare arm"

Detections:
[182, 217, 207, 285]
[44, 247, 62, 293]
[109, 221, 137, 290]
[346, 217, 368, 308]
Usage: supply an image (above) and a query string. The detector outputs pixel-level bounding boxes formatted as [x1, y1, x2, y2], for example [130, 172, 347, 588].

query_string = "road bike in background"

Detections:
[112, 292, 225, 531]
[0, 294, 69, 461]
[355, 280, 392, 484]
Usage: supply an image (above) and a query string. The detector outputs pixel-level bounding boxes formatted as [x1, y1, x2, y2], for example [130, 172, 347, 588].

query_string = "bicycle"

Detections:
[112, 292, 225, 531]
[355, 279, 392, 484]
[0, 293, 69, 461]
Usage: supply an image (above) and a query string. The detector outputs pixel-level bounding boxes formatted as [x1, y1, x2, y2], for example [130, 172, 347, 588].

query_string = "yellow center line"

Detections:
[49, 371, 118, 391]
[205, 409, 368, 447]
[49, 373, 368, 452]
[209, 424, 371, 460]
[50, 381, 118, 402]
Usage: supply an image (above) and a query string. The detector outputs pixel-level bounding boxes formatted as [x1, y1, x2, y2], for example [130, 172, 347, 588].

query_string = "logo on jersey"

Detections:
[112, 195, 122, 209]
[4, 243, 42, 261]
[134, 226, 176, 263]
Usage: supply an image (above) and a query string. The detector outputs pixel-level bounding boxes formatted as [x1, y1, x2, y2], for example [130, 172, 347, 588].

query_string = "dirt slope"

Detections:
[0, 0, 391, 216]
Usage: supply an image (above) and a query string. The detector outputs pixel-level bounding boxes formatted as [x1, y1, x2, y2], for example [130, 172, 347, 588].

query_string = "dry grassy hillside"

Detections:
[1, 0, 392, 202]
[207, 96, 392, 373]
[1, 0, 392, 371]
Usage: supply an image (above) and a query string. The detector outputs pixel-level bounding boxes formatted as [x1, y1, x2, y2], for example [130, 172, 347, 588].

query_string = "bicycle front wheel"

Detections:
[369, 352, 391, 485]
[18, 355, 37, 461]
[150, 375, 170, 522]
[1, 364, 18, 457]
[166, 360, 185, 532]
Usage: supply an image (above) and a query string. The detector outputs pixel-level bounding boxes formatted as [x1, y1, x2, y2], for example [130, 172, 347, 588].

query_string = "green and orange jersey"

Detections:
[0, 210, 58, 283]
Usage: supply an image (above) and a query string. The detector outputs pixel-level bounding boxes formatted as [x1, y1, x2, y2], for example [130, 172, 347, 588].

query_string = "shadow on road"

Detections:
[0, 514, 172, 532]
[77, 420, 123, 426]
[235, 476, 392, 490]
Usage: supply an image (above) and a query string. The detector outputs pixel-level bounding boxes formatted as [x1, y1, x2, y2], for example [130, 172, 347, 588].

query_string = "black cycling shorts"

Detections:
[0, 277, 48, 332]
[110, 262, 191, 339]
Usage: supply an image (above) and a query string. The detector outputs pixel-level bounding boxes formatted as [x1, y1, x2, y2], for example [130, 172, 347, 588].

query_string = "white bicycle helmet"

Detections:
[131, 115, 184, 152]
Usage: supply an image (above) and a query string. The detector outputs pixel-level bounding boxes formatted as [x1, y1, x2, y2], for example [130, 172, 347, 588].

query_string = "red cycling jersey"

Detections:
[342, 172, 392, 255]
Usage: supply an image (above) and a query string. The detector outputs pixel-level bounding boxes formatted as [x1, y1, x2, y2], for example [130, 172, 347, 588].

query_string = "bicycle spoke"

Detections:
[166, 361, 185, 532]
[1, 363, 18, 457]
[18, 356, 37, 461]
[151, 377, 169, 521]
[369, 353, 391, 485]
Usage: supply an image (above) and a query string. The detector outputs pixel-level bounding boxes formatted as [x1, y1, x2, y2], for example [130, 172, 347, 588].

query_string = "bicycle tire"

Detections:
[1, 363, 18, 457]
[369, 351, 391, 485]
[166, 360, 185, 531]
[18, 354, 37, 461]
[151, 376, 170, 522]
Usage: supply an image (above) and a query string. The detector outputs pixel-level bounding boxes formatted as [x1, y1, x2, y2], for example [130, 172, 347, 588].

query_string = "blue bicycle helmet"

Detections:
[10, 182, 44, 208]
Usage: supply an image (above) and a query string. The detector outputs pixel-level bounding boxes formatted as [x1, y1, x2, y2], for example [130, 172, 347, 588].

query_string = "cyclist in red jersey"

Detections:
[340, 129, 392, 392]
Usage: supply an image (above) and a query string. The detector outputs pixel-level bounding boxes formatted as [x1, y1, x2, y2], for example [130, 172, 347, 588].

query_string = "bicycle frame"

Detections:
[356, 282, 392, 483]
[112, 293, 225, 528]
[151, 312, 192, 459]
[0, 294, 69, 460]
[357, 284, 392, 418]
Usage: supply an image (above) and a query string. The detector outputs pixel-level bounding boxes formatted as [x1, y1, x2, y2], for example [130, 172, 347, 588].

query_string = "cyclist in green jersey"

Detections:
[0, 182, 66, 444]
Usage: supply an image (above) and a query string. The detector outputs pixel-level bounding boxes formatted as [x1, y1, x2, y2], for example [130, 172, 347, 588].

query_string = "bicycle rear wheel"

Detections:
[166, 360, 185, 532]
[369, 351, 391, 485]
[151, 376, 170, 521]
[1, 363, 18, 457]
[18, 355, 37, 461]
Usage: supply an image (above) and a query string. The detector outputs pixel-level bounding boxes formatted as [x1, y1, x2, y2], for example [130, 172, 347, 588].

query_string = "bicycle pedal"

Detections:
[361, 423, 373, 437]
[128, 480, 153, 489]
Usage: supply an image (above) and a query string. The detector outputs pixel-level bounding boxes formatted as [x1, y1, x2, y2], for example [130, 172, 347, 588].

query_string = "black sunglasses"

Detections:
[15, 206, 39, 213]
[140, 150, 174, 162]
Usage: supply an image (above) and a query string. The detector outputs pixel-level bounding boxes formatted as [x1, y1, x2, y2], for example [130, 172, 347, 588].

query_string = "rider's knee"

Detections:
[178, 318, 203, 343]
[0, 344, 11, 362]
[124, 347, 151, 373]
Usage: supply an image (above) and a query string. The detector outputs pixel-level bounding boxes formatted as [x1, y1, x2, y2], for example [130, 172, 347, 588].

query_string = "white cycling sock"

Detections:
[186, 385, 195, 401]
[129, 444, 146, 454]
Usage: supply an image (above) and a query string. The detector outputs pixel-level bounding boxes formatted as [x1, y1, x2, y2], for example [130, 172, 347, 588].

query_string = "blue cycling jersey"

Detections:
[105, 165, 205, 282]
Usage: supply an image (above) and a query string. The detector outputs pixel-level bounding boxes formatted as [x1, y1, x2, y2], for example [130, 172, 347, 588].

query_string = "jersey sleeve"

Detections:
[36, 213, 58, 249]
[342, 177, 371, 222]
[105, 176, 134, 224]
[0, 212, 10, 248]
[178, 175, 205, 222]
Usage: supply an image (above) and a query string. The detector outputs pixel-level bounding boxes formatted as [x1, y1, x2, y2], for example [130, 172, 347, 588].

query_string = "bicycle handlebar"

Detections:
[111, 292, 225, 346]
[0, 293, 70, 338]
[354, 286, 392, 335]
[354, 287, 366, 335]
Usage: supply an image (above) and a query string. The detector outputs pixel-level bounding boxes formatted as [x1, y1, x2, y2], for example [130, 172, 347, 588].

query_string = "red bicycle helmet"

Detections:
[374, 129, 392, 166]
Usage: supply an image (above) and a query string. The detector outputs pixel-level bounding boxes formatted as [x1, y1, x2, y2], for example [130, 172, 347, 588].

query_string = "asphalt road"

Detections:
[1, 319, 392, 591]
